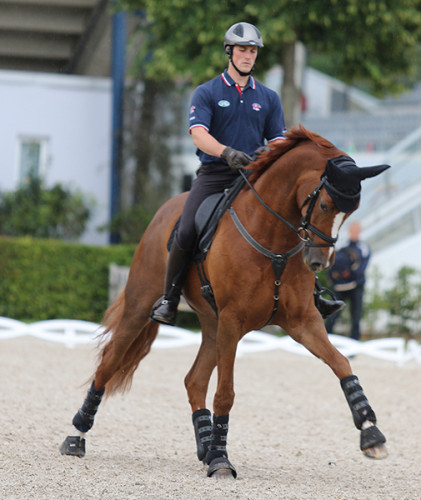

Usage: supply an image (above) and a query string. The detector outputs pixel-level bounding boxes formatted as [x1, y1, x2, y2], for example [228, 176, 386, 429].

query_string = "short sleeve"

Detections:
[189, 85, 213, 134]
[264, 91, 287, 142]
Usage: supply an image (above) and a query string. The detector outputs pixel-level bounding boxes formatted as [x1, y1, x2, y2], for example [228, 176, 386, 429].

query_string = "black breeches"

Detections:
[176, 165, 238, 252]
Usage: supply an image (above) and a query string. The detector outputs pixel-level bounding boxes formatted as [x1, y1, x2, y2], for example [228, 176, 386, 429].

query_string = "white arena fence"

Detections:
[0, 316, 420, 367]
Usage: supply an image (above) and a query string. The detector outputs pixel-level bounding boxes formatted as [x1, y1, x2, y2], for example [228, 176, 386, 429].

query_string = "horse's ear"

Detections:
[323, 157, 391, 213]
[356, 164, 390, 180]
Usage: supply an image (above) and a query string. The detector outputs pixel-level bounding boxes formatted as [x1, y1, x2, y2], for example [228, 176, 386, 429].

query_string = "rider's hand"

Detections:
[254, 145, 271, 157]
[220, 147, 253, 171]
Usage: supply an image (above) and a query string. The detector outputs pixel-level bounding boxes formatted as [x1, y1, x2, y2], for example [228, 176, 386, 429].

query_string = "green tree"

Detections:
[106, 204, 153, 244]
[118, 0, 421, 126]
[365, 265, 421, 338]
[384, 266, 421, 336]
[121, 76, 182, 238]
[0, 176, 92, 240]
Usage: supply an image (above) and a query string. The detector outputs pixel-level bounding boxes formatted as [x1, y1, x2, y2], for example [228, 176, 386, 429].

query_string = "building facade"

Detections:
[0, 69, 112, 245]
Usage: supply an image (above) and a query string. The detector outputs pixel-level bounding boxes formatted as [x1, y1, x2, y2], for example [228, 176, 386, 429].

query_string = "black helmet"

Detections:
[224, 22, 264, 48]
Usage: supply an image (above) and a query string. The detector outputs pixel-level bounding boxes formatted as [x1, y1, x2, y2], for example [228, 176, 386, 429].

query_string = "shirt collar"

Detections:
[221, 69, 256, 90]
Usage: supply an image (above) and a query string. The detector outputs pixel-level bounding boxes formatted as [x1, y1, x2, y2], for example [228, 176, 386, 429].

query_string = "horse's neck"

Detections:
[237, 163, 304, 249]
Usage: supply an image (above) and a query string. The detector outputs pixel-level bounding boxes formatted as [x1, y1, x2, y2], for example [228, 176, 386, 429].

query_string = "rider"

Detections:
[151, 21, 343, 325]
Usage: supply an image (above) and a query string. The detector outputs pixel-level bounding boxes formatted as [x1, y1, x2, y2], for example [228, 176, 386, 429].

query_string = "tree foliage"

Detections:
[118, 0, 421, 95]
[383, 266, 421, 336]
[107, 203, 153, 244]
[0, 176, 92, 240]
[114, 77, 185, 242]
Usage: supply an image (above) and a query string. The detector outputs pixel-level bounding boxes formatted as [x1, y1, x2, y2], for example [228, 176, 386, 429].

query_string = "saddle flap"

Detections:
[194, 192, 225, 239]
[194, 172, 249, 255]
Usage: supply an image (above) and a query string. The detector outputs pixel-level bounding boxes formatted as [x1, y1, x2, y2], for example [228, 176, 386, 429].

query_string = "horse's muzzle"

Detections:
[303, 246, 329, 272]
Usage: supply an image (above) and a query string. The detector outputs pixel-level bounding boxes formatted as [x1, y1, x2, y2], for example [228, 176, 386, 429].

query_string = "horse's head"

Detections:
[301, 155, 390, 272]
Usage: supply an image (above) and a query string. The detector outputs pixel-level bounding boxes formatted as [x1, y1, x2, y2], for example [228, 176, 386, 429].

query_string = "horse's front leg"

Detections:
[289, 314, 387, 459]
[203, 316, 240, 479]
[184, 317, 218, 463]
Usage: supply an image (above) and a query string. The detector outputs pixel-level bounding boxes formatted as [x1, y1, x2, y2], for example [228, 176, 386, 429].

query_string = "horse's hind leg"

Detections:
[60, 293, 159, 458]
[290, 318, 387, 459]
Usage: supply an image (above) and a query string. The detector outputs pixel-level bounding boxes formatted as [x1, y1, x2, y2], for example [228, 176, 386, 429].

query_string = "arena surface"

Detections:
[1, 335, 420, 499]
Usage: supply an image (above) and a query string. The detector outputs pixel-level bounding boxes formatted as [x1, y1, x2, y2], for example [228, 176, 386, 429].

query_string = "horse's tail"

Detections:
[95, 290, 159, 397]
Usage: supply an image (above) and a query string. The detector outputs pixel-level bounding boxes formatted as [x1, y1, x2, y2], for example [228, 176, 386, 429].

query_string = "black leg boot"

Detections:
[150, 239, 191, 326]
[314, 275, 345, 319]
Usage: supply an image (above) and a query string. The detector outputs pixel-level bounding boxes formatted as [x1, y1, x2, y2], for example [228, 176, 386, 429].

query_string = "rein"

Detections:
[238, 169, 337, 248]
[229, 168, 338, 326]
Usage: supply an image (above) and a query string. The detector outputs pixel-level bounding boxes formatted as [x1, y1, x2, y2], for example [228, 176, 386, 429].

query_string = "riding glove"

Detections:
[254, 145, 272, 157]
[220, 147, 253, 171]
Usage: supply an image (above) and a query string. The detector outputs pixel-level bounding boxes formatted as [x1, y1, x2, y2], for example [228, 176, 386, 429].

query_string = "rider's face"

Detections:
[231, 45, 258, 73]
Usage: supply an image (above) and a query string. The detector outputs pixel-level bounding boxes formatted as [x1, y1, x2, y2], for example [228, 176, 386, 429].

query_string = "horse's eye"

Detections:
[320, 202, 330, 213]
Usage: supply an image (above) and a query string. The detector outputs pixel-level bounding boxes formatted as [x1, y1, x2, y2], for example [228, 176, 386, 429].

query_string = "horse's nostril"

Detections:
[310, 262, 324, 272]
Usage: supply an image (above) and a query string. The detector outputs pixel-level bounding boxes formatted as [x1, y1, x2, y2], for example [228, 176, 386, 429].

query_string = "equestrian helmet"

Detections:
[224, 22, 264, 49]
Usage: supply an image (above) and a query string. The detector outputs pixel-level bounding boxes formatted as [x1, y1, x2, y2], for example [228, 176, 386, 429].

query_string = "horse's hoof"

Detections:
[59, 435, 86, 458]
[207, 457, 237, 479]
[362, 443, 388, 460]
[210, 468, 236, 480]
[360, 425, 386, 459]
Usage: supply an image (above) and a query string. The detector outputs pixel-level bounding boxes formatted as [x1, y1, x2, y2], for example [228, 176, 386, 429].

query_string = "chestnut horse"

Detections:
[60, 126, 389, 478]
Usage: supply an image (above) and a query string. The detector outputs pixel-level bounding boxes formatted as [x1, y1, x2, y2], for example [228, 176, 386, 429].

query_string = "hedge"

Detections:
[0, 236, 137, 323]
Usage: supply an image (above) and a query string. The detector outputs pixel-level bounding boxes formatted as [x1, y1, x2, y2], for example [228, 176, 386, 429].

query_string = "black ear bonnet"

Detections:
[322, 155, 390, 213]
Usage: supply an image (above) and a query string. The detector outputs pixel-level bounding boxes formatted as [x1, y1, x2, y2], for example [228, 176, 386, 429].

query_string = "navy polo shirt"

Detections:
[189, 69, 286, 165]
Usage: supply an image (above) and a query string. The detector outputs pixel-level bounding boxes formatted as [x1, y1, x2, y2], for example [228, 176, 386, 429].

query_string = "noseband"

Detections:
[239, 170, 337, 248]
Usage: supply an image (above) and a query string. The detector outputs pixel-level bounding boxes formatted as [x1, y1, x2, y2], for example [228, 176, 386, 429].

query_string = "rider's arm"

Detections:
[190, 126, 226, 158]
[191, 126, 252, 171]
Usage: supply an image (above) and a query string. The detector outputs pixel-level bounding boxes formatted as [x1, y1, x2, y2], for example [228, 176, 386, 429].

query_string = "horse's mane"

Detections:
[249, 125, 341, 181]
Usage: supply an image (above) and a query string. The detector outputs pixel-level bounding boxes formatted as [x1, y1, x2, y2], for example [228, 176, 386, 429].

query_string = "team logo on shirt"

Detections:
[189, 106, 196, 114]
[252, 103, 262, 111]
[218, 100, 231, 107]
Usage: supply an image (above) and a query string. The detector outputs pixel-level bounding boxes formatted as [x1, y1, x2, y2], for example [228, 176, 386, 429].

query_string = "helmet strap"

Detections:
[230, 56, 254, 77]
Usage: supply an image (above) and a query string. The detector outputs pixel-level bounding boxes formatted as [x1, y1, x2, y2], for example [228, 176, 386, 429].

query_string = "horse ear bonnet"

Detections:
[322, 155, 390, 213]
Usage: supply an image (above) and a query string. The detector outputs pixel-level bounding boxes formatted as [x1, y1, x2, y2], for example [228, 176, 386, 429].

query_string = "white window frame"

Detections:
[15, 135, 49, 185]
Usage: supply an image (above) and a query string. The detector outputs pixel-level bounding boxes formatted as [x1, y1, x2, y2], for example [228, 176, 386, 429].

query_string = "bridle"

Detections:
[238, 169, 338, 248]
[298, 176, 338, 247]
[228, 169, 338, 326]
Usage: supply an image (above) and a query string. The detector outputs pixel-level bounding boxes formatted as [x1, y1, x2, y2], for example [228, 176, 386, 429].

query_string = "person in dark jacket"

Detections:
[325, 221, 370, 341]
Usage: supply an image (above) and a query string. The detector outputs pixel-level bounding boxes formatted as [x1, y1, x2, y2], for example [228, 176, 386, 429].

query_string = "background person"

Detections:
[325, 221, 371, 341]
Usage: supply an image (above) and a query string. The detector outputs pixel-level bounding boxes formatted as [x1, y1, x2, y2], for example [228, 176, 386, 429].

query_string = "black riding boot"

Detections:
[314, 275, 345, 319]
[150, 239, 191, 326]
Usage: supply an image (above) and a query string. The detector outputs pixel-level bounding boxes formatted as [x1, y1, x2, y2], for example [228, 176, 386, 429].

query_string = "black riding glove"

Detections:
[254, 145, 272, 158]
[220, 146, 253, 171]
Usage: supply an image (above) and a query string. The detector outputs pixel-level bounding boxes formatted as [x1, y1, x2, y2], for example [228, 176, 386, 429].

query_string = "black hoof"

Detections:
[59, 435, 86, 458]
[360, 425, 386, 451]
[207, 457, 237, 479]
